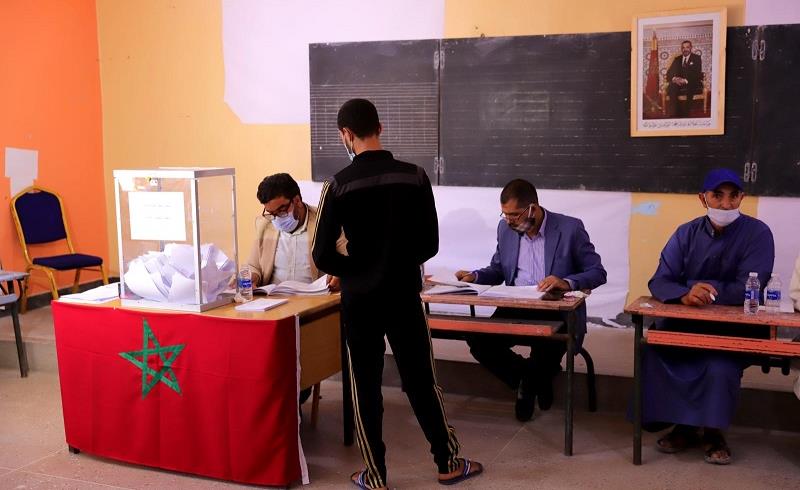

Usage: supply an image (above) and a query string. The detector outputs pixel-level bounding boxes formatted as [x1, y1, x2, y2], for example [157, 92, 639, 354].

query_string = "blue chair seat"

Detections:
[32, 254, 103, 271]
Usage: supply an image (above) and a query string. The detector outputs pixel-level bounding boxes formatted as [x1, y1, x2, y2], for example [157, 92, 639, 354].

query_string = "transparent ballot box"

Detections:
[114, 168, 238, 312]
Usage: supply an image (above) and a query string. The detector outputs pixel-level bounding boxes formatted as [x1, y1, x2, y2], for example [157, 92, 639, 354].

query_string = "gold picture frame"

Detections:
[631, 7, 727, 137]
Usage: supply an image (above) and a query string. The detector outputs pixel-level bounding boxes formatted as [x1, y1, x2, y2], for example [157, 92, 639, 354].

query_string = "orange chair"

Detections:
[10, 186, 108, 312]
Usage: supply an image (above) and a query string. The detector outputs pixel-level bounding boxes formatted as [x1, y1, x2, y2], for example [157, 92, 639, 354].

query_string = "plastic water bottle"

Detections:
[744, 272, 760, 314]
[765, 273, 782, 314]
[238, 266, 253, 302]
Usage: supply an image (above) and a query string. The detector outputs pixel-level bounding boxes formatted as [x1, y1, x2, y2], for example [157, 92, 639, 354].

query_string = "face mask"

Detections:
[273, 204, 299, 232]
[703, 196, 740, 227]
[510, 205, 536, 234]
[342, 136, 356, 162]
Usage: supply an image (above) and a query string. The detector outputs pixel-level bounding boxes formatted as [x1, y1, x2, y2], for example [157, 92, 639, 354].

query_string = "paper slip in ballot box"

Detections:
[114, 168, 238, 312]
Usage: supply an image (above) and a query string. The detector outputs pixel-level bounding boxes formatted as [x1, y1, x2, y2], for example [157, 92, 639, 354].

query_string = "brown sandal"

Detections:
[656, 425, 700, 454]
[703, 432, 732, 465]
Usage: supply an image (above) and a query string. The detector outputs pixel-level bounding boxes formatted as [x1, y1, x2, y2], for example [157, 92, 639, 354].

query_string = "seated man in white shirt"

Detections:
[246, 173, 346, 289]
[246, 173, 346, 406]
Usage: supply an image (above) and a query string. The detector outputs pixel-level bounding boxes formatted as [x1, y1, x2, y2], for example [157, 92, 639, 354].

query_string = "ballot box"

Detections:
[113, 168, 238, 311]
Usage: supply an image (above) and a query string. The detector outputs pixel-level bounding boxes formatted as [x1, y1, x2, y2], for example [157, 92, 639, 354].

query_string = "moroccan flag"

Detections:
[644, 31, 661, 114]
[52, 301, 306, 487]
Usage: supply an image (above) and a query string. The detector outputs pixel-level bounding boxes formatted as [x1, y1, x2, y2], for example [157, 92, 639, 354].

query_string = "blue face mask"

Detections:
[273, 204, 299, 232]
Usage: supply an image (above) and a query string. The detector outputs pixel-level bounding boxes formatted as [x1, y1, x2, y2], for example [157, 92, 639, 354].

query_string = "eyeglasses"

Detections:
[500, 204, 532, 221]
[262, 200, 294, 218]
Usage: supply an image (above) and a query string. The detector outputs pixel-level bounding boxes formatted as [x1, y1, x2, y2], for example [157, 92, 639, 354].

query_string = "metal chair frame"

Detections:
[10, 185, 108, 312]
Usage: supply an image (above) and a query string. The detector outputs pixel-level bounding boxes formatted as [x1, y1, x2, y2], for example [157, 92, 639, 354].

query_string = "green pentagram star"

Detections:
[119, 319, 185, 398]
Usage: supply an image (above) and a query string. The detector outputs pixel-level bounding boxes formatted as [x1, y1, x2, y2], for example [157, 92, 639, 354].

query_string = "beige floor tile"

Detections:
[20, 449, 262, 490]
[0, 306, 55, 343]
[0, 469, 127, 489]
[3, 364, 800, 489]
[0, 369, 65, 469]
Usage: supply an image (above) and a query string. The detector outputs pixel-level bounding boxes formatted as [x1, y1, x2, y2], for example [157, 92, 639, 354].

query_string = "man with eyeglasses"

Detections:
[246, 172, 346, 290]
[455, 178, 606, 422]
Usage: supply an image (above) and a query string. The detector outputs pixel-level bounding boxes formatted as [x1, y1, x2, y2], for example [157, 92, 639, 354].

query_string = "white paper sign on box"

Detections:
[128, 192, 187, 242]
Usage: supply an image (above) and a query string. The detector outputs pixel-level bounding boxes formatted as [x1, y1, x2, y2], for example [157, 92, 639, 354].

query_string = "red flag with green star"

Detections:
[52, 302, 304, 486]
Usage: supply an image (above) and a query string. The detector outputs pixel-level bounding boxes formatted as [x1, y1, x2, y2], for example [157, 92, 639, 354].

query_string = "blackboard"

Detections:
[309, 26, 800, 196]
[438, 29, 756, 193]
[309, 40, 439, 181]
[750, 24, 800, 196]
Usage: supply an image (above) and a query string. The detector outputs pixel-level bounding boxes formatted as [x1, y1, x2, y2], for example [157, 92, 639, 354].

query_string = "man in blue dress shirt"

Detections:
[642, 168, 774, 465]
[455, 179, 607, 422]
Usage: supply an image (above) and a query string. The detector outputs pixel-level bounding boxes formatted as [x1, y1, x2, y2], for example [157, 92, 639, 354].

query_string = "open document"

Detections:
[426, 275, 544, 300]
[478, 285, 544, 300]
[255, 274, 330, 296]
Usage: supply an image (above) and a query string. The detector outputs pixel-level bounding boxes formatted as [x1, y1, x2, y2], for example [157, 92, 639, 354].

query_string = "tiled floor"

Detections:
[2, 367, 800, 489]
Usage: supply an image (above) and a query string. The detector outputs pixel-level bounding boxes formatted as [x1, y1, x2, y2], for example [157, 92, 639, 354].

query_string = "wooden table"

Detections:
[420, 290, 588, 456]
[0, 270, 29, 376]
[625, 296, 800, 465]
[52, 294, 348, 486]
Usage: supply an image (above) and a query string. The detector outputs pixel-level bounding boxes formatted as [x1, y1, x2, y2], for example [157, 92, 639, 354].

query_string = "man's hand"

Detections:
[680, 282, 718, 306]
[327, 275, 341, 292]
[455, 270, 476, 283]
[538, 275, 570, 292]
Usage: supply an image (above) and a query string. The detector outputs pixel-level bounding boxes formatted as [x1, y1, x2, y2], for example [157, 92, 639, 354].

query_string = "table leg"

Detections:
[633, 313, 643, 465]
[11, 300, 28, 378]
[340, 314, 354, 446]
[564, 310, 575, 456]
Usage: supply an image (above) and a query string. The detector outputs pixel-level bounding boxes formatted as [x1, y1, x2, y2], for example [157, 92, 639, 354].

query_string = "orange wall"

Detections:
[0, 0, 108, 293]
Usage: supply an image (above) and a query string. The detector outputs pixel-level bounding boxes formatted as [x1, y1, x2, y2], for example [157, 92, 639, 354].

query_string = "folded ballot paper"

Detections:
[123, 243, 235, 304]
[255, 274, 330, 296]
[426, 275, 544, 300]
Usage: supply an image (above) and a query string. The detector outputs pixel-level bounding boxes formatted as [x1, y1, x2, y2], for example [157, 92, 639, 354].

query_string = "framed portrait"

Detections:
[631, 7, 727, 137]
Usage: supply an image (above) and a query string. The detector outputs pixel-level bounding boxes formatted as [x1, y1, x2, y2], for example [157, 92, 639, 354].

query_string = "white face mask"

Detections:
[342, 132, 356, 162]
[342, 141, 355, 162]
[703, 196, 740, 227]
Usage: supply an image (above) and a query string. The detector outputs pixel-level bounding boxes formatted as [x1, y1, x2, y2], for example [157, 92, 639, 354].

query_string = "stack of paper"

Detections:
[234, 298, 288, 312]
[426, 275, 491, 295]
[480, 285, 544, 300]
[60, 283, 120, 304]
[426, 276, 546, 300]
[123, 243, 235, 304]
[256, 275, 330, 296]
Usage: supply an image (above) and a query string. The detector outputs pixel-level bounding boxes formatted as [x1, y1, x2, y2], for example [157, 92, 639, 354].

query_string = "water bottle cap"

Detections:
[749, 272, 758, 277]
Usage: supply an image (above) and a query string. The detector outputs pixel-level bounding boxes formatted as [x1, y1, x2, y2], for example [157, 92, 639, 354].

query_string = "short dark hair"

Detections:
[500, 179, 538, 207]
[257, 173, 301, 204]
[681, 40, 692, 46]
[337, 98, 381, 138]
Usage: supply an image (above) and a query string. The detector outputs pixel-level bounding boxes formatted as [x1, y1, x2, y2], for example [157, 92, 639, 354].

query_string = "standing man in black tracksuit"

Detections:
[312, 99, 483, 489]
